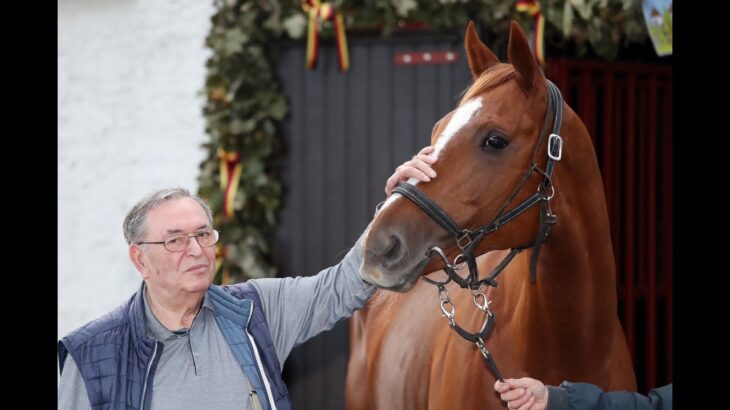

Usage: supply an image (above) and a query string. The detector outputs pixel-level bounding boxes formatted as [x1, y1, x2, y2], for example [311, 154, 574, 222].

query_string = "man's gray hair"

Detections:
[123, 187, 214, 244]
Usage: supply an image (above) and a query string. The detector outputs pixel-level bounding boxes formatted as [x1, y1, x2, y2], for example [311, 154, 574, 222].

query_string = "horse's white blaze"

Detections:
[433, 98, 482, 159]
[369, 99, 481, 235]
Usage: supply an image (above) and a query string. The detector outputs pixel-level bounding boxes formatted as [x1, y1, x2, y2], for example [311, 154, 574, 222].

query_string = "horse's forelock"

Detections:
[459, 64, 517, 105]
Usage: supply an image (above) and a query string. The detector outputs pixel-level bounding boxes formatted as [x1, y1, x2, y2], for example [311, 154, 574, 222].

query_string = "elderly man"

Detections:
[57, 148, 438, 409]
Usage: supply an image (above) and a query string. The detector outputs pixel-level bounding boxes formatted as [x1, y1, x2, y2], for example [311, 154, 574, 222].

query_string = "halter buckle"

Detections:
[457, 230, 473, 250]
[548, 133, 563, 161]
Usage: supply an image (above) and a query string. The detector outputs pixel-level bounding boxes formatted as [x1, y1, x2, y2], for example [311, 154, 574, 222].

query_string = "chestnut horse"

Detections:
[346, 21, 636, 409]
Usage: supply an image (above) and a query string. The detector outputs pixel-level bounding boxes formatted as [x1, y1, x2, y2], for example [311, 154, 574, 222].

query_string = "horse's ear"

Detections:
[465, 21, 499, 80]
[507, 20, 544, 91]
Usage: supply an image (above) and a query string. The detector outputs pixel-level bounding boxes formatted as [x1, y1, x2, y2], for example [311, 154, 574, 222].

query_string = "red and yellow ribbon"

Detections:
[215, 246, 232, 284]
[215, 244, 225, 275]
[302, 0, 350, 72]
[515, 0, 545, 66]
[215, 243, 230, 283]
[217, 148, 243, 218]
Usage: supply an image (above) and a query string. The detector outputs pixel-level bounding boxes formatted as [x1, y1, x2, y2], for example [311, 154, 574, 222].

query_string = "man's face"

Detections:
[130, 197, 216, 296]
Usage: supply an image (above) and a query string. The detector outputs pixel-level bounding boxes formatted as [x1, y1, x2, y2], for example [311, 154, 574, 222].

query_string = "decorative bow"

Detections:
[302, 0, 350, 72]
[217, 148, 243, 218]
[515, 0, 545, 66]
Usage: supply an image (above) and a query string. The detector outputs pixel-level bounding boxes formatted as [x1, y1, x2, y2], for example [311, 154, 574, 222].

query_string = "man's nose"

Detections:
[184, 235, 204, 254]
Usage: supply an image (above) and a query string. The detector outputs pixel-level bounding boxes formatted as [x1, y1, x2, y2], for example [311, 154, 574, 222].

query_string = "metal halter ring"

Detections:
[453, 254, 467, 270]
[438, 286, 451, 303]
[428, 246, 456, 270]
[440, 300, 456, 324]
[544, 184, 555, 201]
[472, 293, 490, 312]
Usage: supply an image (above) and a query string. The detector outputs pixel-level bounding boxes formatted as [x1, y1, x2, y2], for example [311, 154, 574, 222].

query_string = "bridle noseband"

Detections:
[390, 80, 565, 381]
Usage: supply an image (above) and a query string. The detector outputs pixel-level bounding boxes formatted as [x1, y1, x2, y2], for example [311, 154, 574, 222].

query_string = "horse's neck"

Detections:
[503, 116, 618, 333]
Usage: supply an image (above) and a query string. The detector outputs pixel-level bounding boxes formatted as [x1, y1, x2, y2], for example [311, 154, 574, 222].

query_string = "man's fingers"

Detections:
[384, 169, 431, 195]
[385, 177, 397, 196]
[385, 174, 405, 196]
[399, 168, 431, 183]
[506, 378, 537, 389]
[517, 395, 536, 410]
[500, 387, 525, 402]
[413, 145, 437, 164]
[494, 380, 510, 393]
[408, 158, 437, 177]
[416, 146, 435, 156]
[507, 390, 531, 408]
[413, 153, 437, 164]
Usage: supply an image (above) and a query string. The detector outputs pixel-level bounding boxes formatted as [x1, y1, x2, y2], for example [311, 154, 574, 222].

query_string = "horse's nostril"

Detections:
[383, 235, 402, 261]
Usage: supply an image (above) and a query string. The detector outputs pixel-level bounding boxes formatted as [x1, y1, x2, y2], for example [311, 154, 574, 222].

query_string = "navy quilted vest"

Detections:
[58, 282, 292, 410]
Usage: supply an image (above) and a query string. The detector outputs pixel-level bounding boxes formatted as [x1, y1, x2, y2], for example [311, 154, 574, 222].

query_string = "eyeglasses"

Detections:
[137, 228, 220, 252]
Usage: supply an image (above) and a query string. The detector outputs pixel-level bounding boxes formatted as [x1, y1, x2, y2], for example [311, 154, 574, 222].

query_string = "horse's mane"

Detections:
[459, 64, 517, 105]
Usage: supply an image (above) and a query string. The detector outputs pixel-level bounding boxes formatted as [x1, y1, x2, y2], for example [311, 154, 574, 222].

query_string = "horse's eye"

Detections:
[482, 134, 509, 150]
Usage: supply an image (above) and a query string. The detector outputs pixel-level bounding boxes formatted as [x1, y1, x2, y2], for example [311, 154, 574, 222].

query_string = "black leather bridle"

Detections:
[390, 80, 565, 381]
[393, 79, 564, 289]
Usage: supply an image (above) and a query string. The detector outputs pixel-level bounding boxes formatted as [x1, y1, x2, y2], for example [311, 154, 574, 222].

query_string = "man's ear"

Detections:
[129, 244, 149, 280]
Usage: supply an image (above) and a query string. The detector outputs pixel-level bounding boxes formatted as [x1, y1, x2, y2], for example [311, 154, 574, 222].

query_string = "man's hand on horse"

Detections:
[385, 146, 437, 196]
[494, 378, 548, 410]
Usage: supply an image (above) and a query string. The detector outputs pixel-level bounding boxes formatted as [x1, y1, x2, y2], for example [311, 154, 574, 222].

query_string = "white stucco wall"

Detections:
[58, 0, 215, 340]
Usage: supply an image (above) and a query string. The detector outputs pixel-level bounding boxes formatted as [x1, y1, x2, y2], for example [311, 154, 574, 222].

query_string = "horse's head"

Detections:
[361, 21, 563, 291]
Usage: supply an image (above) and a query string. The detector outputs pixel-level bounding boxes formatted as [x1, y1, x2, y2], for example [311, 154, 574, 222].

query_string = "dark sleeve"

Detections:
[547, 382, 672, 410]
